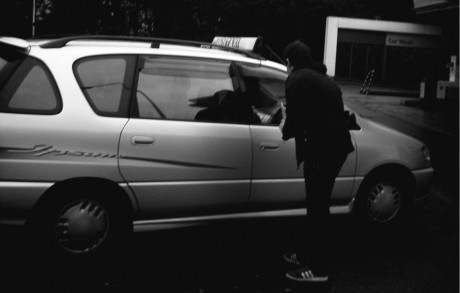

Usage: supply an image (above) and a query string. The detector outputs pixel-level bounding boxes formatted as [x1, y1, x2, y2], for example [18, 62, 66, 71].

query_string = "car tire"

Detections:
[27, 183, 132, 261]
[354, 173, 411, 227]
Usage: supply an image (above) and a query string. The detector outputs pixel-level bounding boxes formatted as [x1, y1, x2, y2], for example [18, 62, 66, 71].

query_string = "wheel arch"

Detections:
[350, 163, 417, 226]
[28, 177, 134, 224]
[354, 163, 416, 206]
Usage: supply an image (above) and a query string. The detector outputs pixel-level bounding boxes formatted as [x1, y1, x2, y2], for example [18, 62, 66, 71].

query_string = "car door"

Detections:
[118, 56, 252, 220]
[236, 63, 357, 212]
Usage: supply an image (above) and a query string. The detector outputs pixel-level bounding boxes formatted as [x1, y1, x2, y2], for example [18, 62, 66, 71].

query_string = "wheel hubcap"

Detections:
[55, 200, 109, 254]
[366, 182, 401, 224]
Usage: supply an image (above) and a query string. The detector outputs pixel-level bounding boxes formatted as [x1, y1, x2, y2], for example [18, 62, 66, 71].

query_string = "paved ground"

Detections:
[340, 83, 459, 207]
[341, 84, 458, 139]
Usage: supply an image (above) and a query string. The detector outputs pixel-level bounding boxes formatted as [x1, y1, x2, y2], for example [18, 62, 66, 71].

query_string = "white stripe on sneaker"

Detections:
[286, 267, 329, 282]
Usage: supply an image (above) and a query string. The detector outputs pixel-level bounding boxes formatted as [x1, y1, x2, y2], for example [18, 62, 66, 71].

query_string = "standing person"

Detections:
[280, 40, 354, 282]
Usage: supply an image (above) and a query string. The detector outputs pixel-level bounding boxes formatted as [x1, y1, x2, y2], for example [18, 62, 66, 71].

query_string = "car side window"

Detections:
[237, 63, 287, 125]
[74, 55, 136, 117]
[134, 56, 255, 124]
[0, 56, 61, 115]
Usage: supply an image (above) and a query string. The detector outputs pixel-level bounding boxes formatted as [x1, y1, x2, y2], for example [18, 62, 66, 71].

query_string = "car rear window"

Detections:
[74, 55, 136, 117]
[0, 55, 62, 115]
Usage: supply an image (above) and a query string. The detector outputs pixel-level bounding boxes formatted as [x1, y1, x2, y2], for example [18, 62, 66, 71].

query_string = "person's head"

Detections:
[283, 40, 313, 74]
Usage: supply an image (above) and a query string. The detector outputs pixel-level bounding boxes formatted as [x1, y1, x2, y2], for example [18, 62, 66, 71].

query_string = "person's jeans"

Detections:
[301, 150, 348, 274]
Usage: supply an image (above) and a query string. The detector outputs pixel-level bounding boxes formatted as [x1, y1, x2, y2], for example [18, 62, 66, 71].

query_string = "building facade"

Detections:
[413, 0, 459, 98]
[323, 17, 446, 91]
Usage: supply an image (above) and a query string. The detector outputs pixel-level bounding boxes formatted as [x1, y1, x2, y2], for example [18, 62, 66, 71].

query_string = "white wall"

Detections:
[323, 17, 442, 77]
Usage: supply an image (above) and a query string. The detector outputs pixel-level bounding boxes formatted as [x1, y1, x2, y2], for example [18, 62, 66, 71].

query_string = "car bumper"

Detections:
[412, 167, 435, 199]
[0, 181, 52, 227]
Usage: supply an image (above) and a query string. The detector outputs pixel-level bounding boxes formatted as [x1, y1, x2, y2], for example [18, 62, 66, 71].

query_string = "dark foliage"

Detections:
[1, 0, 415, 58]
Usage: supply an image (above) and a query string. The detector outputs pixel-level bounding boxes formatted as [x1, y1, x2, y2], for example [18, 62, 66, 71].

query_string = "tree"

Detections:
[2, 0, 415, 59]
[0, 0, 31, 38]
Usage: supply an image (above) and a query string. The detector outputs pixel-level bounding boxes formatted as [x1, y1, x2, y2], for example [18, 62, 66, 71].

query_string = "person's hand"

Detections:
[280, 102, 287, 120]
[279, 102, 286, 132]
[279, 119, 285, 132]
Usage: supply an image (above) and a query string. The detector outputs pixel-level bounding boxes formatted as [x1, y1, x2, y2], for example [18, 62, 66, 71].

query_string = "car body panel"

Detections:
[350, 116, 434, 200]
[249, 124, 358, 209]
[353, 117, 432, 174]
[119, 119, 252, 219]
[0, 36, 434, 231]
[0, 182, 52, 226]
[0, 114, 127, 182]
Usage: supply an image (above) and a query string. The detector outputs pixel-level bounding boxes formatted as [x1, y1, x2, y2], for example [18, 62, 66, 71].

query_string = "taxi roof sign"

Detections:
[212, 36, 263, 53]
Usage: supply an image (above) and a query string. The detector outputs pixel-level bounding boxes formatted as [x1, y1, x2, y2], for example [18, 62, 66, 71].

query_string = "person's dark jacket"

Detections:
[282, 67, 354, 166]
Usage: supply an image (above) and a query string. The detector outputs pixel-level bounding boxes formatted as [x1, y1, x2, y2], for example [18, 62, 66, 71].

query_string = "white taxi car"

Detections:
[0, 36, 433, 256]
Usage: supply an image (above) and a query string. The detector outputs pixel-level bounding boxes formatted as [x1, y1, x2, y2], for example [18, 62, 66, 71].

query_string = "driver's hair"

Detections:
[283, 40, 313, 70]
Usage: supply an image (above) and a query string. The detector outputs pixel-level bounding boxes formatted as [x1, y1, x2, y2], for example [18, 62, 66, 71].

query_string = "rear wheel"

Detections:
[28, 183, 132, 260]
[55, 199, 111, 254]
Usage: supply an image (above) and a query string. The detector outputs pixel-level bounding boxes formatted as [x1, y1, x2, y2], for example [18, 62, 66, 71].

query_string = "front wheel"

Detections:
[355, 173, 411, 226]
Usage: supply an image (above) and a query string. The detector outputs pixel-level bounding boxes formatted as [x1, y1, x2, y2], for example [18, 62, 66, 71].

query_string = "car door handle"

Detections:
[260, 142, 279, 151]
[131, 136, 155, 145]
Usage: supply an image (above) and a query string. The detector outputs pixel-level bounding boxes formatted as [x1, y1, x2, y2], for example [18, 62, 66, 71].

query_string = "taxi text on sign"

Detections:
[212, 36, 260, 52]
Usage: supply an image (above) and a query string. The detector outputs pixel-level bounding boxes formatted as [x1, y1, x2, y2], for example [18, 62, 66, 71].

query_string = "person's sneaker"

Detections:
[283, 252, 302, 265]
[286, 266, 329, 282]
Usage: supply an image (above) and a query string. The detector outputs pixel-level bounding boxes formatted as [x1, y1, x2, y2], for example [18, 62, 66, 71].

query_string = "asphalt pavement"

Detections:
[340, 82, 459, 206]
[340, 83, 458, 139]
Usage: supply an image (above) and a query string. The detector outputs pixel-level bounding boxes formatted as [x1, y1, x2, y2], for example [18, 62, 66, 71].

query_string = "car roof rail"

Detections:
[36, 35, 260, 58]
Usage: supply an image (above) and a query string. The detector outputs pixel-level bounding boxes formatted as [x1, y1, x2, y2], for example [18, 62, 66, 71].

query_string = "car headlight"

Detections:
[422, 146, 431, 163]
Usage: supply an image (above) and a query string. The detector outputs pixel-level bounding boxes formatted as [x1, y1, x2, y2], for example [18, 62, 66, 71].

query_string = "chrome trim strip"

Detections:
[331, 205, 352, 214]
[251, 177, 356, 183]
[0, 219, 26, 226]
[0, 181, 54, 188]
[119, 155, 236, 170]
[127, 179, 251, 186]
[411, 167, 435, 175]
[251, 178, 304, 183]
[133, 205, 352, 232]
[127, 177, 356, 187]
